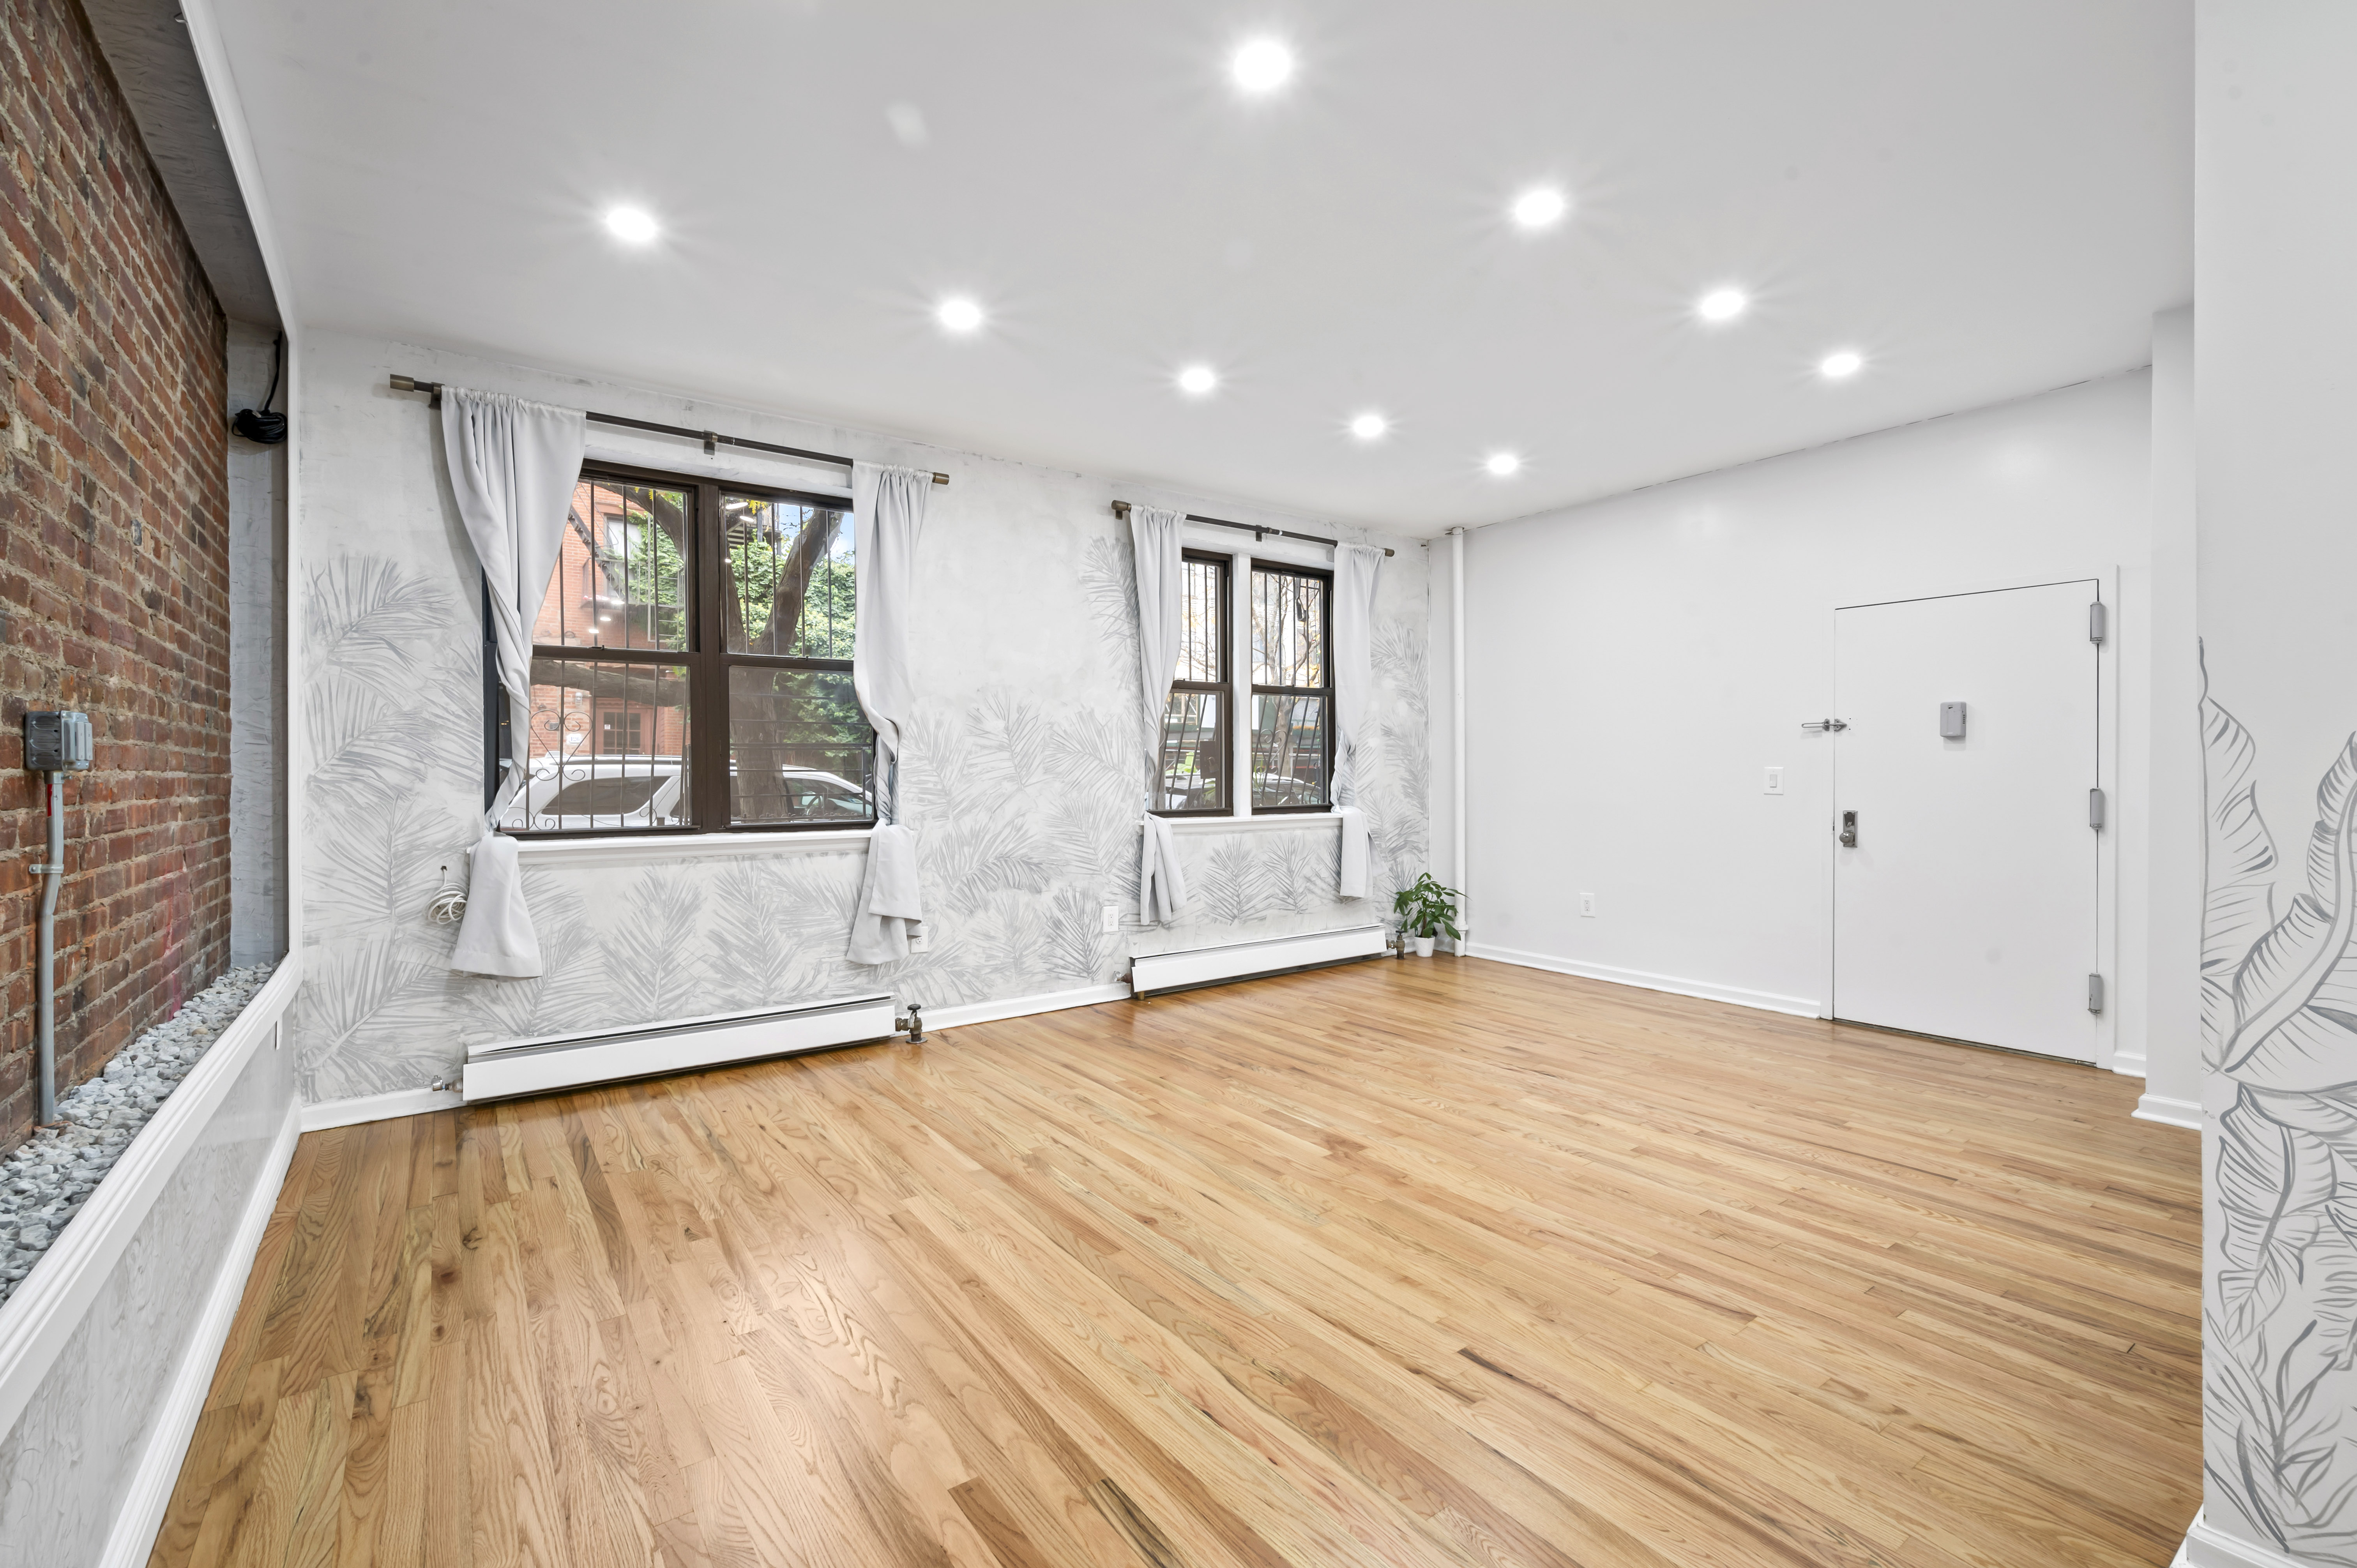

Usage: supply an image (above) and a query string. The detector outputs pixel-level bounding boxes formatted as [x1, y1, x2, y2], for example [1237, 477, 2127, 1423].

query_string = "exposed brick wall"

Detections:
[0, 0, 231, 1154]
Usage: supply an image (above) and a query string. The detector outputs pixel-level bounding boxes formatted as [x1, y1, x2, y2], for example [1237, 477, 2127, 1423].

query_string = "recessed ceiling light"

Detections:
[935, 297, 983, 334]
[1819, 349, 1865, 380]
[1177, 364, 1219, 396]
[1485, 452, 1522, 477]
[1696, 287, 1749, 324]
[1231, 38, 1293, 93]
[603, 206, 659, 244]
[1349, 412, 1388, 441]
[1510, 187, 1567, 231]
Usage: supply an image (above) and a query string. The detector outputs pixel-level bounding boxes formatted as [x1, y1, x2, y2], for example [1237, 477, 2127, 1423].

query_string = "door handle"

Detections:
[1839, 810, 1858, 848]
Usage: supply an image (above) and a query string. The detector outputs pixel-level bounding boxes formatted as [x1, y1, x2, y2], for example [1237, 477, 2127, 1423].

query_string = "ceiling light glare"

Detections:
[603, 205, 659, 244]
[1818, 349, 1865, 380]
[1230, 37, 1294, 93]
[935, 297, 983, 334]
[1177, 364, 1219, 396]
[1696, 287, 1749, 323]
[1485, 451, 1522, 477]
[1510, 187, 1567, 231]
[1349, 412, 1389, 441]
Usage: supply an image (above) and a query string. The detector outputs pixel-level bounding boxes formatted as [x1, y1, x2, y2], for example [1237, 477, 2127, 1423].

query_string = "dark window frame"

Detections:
[1152, 549, 1234, 818]
[1247, 560, 1335, 814]
[505, 459, 876, 838]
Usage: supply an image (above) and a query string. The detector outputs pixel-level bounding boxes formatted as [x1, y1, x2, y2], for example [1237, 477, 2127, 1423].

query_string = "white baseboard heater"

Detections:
[1129, 924, 1388, 999]
[462, 993, 897, 1104]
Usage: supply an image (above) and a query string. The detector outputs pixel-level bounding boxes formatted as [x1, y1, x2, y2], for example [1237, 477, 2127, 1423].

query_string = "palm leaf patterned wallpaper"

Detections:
[2202, 645, 2357, 1563]
[292, 463, 1427, 1103]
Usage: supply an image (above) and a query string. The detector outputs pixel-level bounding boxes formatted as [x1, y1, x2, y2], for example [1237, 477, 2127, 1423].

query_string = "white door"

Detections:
[1831, 581, 2100, 1061]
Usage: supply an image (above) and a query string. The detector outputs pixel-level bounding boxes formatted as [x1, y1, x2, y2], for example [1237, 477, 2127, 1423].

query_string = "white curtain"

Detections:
[1331, 543, 1384, 898]
[441, 387, 585, 978]
[1131, 507, 1191, 923]
[847, 463, 935, 964]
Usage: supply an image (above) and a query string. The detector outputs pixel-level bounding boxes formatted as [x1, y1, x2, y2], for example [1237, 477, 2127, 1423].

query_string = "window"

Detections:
[1249, 563, 1331, 810]
[1149, 550, 1333, 818]
[1156, 553, 1230, 813]
[501, 464, 876, 835]
[599, 710, 644, 755]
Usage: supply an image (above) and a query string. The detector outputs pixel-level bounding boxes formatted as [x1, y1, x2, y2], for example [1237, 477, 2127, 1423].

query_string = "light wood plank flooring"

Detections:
[150, 956, 2199, 1568]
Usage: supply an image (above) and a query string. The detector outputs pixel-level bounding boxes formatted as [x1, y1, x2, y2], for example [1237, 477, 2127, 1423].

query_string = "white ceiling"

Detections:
[214, 0, 2189, 535]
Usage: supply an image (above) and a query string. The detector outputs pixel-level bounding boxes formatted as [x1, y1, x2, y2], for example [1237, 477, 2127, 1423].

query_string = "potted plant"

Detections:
[1392, 873, 1462, 958]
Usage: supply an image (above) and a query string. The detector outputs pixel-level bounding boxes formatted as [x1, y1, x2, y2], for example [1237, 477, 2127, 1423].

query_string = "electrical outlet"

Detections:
[1580, 891, 1596, 918]
[1764, 766, 1784, 795]
[1101, 904, 1120, 933]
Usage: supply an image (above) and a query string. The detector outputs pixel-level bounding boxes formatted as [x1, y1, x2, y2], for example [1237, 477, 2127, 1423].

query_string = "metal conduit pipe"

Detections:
[35, 771, 62, 1124]
[23, 710, 91, 1127]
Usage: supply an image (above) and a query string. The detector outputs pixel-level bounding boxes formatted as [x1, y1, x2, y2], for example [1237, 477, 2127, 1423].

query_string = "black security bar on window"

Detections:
[389, 375, 950, 486]
[1110, 500, 1393, 556]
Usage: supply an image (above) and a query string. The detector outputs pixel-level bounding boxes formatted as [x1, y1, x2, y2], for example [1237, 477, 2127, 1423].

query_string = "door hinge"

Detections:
[2088, 787, 2106, 830]
[2088, 973, 2106, 1013]
[2089, 601, 2108, 644]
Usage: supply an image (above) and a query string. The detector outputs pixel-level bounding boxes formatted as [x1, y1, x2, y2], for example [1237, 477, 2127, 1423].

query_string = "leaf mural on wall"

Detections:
[2201, 648, 2357, 1562]
[456, 881, 605, 1043]
[307, 555, 456, 688]
[1081, 534, 1141, 703]
[593, 871, 714, 1027]
[2219, 734, 2357, 1090]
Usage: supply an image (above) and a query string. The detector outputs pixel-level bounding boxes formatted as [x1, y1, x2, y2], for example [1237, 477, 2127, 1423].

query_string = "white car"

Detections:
[505, 755, 871, 832]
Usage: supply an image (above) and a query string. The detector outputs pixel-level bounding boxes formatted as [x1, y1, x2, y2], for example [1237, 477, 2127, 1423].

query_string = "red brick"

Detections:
[0, 0, 231, 1155]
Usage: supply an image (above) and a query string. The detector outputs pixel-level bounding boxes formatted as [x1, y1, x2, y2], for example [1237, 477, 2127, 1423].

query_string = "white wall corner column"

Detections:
[2194, 3, 2357, 1560]
[1451, 526, 1468, 945]
[2136, 304, 2202, 1126]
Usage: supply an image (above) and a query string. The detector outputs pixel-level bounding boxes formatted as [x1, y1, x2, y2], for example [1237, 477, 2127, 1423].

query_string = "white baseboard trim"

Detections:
[0, 956, 302, 1447]
[2134, 1092, 2202, 1131]
[300, 1085, 463, 1132]
[2110, 1049, 2149, 1078]
[299, 984, 1137, 1126]
[2180, 1510, 2311, 1568]
[926, 983, 1130, 1031]
[1465, 943, 1823, 1019]
[97, 1096, 302, 1567]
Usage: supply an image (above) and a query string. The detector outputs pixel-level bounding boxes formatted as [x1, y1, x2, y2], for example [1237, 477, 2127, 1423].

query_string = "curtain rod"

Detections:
[1108, 500, 1392, 556]
[387, 375, 949, 485]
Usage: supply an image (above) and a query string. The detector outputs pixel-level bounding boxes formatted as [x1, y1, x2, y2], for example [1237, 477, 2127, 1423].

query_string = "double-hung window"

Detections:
[1152, 551, 1333, 816]
[1156, 552, 1231, 813]
[1248, 563, 1331, 811]
[501, 463, 876, 835]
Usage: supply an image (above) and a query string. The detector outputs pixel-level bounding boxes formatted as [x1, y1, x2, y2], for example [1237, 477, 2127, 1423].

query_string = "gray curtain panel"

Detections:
[440, 387, 585, 978]
[1129, 506, 1190, 923]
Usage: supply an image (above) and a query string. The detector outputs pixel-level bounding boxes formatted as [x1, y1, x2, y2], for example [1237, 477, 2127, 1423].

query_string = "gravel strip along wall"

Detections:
[0, 963, 275, 1306]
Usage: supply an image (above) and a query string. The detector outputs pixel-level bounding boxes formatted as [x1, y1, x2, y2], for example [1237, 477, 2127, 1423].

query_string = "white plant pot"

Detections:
[1413, 935, 1436, 958]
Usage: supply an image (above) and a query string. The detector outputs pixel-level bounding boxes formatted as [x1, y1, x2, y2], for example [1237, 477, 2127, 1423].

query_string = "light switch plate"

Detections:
[1764, 766, 1784, 795]
[1579, 892, 1596, 918]
[1101, 904, 1120, 933]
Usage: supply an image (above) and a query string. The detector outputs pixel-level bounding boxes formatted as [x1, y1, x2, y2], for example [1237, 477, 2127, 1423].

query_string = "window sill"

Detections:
[511, 828, 873, 870]
[1166, 812, 1342, 834]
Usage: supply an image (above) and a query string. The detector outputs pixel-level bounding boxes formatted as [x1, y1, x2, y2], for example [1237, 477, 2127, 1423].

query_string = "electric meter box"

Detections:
[22, 711, 93, 771]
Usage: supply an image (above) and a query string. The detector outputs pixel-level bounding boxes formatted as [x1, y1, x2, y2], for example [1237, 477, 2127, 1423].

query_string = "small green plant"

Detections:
[1392, 873, 1462, 940]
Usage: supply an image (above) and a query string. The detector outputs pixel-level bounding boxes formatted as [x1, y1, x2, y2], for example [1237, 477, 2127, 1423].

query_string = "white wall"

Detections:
[1462, 372, 2158, 1037]
[287, 330, 1431, 1105]
[2190, 6, 2357, 1564]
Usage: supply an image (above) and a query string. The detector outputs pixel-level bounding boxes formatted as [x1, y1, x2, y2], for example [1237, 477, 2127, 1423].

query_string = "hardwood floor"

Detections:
[149, 957, 2200, 1568]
